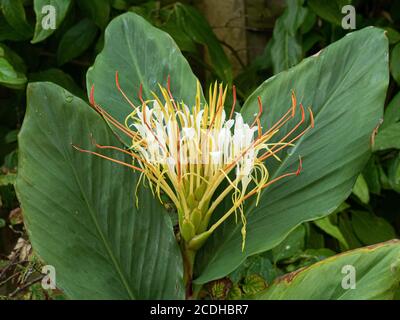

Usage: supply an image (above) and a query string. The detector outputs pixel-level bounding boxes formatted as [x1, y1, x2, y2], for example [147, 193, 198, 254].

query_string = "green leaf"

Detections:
[314, 216, 349, 249]
[0, 218, 5, 228]
[86, 12, 204, 146]
[363, 156, 381, 194]
[305, 223, 325, 249]
[1, 0, 33, 39]
[388, 153, 400, 193]
[76, 0, 110, 29]
[378, 162, 391, 189]
[352, 211, 396, 245]
[381, 91, 400, 130]
[390, 42, 400, 85]
[301, 10, 316, 34]
[0, 173, 16, 186]
[172, 3, 232, 83]
[16, 82, 184, 299]
[270, 0, 308, 74]
[338, 212, 362, 251]
[271, 225, 305, 263]
[229, 253, 281, 285]
[207, 279, 231, 299]
[29, 68, 85, 99]
[352, 174, 369, 204]
[384, 27, 400, 44]
[160, 9, 197, 54]
[194, 27, 388, 284]
[31, 0, 72, 44]
[241, 274, 267, 295]
[0, 43, 26, 72]
[255, 240, 400, 300]
[57, 18, 98, 66]
[227, 284, 242, 300]
[303, 248, 336, 260]
[5, 129, 18, 143]
[373, 122, 400, 151]
[302, 32, 322, 53]
[0, 44, 27, 89]
[0, 13, 26, 41]
[308, 0, 350, 26]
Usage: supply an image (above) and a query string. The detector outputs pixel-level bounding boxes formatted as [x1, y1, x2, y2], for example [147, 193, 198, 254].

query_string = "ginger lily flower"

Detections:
[75, 72, 314, 254]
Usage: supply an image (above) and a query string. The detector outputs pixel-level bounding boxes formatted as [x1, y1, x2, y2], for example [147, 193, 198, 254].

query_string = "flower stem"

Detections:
[181, 241, 196, 299]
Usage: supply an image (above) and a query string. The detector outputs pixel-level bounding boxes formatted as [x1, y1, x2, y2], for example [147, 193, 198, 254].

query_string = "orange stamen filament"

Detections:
[229, 85, 237, 120]
[72, 144, 144, 172]
[115, 71, 137, 110]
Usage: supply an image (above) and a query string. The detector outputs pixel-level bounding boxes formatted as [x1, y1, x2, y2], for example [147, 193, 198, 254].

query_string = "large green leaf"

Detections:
[194, 27, 388, 284]
[255, 240, 400, 300]
[86, 12, 204, 145]
[16, 82, 184, 299]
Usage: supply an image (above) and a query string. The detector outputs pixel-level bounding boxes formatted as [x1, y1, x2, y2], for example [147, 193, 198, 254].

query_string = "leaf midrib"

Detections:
[68, 156, 135, 299]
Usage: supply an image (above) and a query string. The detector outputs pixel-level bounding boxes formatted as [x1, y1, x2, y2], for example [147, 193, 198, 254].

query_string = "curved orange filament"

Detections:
[167, 75, 179, 112]
[251, 96, 263, 127]
[89, 134, 148, 166]
[115, 71, 137, 110]
[260, 106, 293, 139]
[291, 90, 297, 117]
[309, 107, 315, 128]
[260, 107, 313, 161]
[72, 144, 144, 172]
[90, 85, 139, 141]
[229, 85, 237, 120]
[243, 157, 302, 201]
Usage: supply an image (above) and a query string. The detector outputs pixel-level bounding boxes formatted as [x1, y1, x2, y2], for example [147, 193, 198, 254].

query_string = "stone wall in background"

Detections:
[197, 0, 285, 76]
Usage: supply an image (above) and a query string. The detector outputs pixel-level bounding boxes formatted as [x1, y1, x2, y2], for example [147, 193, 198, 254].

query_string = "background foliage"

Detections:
[0, 0, 399, 299]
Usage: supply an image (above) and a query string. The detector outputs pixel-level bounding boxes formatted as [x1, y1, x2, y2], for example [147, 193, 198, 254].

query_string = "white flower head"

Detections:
[82, 75, 314, 251]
